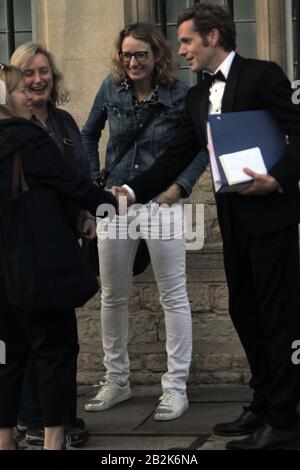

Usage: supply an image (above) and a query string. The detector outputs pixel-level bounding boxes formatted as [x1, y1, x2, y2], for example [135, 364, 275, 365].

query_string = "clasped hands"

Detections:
[106, 186, 133, 215]
[107, 183, 182, 215]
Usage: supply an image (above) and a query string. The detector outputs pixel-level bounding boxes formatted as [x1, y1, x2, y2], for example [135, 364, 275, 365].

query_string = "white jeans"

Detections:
[97, 203, 192, 391]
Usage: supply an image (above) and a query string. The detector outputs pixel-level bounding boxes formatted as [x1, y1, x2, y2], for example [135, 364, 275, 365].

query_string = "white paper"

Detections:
[206, 123, 222, 192]
[219, 147, 267, 185]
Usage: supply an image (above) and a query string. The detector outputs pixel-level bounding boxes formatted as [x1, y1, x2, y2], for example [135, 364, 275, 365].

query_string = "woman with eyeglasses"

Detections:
[82, 22, 208, 420]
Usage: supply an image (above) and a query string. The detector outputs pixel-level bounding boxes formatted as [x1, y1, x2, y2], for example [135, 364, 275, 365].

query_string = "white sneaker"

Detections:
[84, 380, 131, 412]
[154, 389, 189, 421]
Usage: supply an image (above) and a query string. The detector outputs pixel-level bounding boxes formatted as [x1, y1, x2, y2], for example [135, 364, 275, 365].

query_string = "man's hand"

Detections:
[239, 168, 280, 196]
[155, 183, 182, 206]
[81, 216, 96, 240]
[107, 186, 131, 199]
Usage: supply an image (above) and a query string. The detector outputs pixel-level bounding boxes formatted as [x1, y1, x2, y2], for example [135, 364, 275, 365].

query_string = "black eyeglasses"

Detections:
[0, 63, 8, 72]
[119, 51, 149, 63]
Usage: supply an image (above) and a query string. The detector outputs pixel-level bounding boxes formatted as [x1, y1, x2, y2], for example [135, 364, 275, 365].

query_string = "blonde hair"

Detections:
[111, 22, 177, 87]
[0, 64, 26, 118]
[10, 42, 69, 105]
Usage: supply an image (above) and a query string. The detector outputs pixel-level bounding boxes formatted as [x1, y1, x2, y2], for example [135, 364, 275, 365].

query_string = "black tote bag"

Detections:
[81, 236, 150, 277]
[132, 239, 150, 276]
[0, 154, 99, 312]
[81, 237, 100, 276]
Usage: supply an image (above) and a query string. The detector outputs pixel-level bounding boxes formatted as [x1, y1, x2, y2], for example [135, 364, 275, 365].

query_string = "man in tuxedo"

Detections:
[112, 3, 300, 450]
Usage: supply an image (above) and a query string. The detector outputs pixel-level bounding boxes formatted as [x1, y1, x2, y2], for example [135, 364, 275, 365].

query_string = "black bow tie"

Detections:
[202, 70, 226, 86]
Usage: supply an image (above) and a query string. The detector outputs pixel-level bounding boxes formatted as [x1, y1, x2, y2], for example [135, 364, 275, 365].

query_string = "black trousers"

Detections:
[223, 214, 300, 430]
[0, 278, 79, 427]
[18, 352, 78, 428]
[18, 354, 44, 428]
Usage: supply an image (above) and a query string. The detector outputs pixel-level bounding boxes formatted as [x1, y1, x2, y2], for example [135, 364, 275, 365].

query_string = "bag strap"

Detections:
[12, 152, 21, 196]
[12, 152, 29, 196]
[100, 105, 160, 183]
[53, 109, 75, 161]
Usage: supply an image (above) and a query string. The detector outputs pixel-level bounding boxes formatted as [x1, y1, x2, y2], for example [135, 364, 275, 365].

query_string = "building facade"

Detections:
[1, 0, 299, 386]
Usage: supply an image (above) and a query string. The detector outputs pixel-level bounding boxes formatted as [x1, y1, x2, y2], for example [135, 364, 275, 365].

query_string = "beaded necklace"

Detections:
[121, 78, 158, 121]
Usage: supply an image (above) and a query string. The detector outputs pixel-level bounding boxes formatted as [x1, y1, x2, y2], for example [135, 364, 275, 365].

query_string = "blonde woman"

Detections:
[10, 42, 96, 447]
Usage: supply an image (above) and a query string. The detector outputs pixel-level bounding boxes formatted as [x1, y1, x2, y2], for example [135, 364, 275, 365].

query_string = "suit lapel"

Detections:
[194, 76, 212, 143]
[221, 54, 244, 113]
[199, 81, 210, 128]
[214, 54, 244, 241]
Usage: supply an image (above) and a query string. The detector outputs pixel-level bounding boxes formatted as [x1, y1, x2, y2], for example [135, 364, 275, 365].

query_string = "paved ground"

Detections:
[15, 385, 300, 452]
[15, 384, 251, 451]
[76, 384, 252, 450]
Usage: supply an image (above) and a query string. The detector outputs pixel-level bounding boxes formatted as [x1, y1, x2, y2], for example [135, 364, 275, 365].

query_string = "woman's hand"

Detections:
[82, 214, 96, 240]
[107, 186, 134, 215]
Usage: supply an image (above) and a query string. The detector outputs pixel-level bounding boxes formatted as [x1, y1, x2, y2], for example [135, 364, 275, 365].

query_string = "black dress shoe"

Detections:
[226, 424, 300, 450]
[213, 407, 264, 436]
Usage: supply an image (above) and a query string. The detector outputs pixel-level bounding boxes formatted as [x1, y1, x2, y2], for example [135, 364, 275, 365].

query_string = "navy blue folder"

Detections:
[207, 110, 287, 192]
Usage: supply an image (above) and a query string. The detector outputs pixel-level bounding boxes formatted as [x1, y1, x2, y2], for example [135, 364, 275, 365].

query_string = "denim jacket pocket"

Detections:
[151, 108, 183, 157]
[105, 103, 135, 140]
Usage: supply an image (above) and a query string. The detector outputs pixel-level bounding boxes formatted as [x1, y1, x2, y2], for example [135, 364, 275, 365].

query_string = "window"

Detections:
[155, 0, 257, 86]
[0, 0, 32, 63]
[155, 0, 197, 86]
[231, 0, 256, 59]
[293, 0, 299, 79]
[285, 0, 299, 81]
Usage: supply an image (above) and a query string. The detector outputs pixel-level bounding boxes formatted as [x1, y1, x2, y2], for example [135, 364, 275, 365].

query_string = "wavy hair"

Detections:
[177, 2, 236, 51]
[0, 64, 26, 118]
[111, 22, 177, 87]
[10, 42, 69, 105]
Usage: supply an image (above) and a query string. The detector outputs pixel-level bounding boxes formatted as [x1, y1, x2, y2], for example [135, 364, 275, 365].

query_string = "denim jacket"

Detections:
[81, 74, 208, 196]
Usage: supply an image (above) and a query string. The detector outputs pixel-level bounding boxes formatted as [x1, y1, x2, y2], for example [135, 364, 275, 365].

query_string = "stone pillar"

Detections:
[256, 0, 286, 70]
[124, 0, 155, 24]
[32, 0, 125, 129]
[32, 0, 47, 44]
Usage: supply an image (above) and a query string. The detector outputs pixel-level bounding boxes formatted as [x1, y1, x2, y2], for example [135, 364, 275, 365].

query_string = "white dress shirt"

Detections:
[207, 50, 236, 115]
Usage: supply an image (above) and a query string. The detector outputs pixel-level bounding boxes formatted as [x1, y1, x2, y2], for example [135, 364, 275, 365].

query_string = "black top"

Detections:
[0, 117, 117, 275]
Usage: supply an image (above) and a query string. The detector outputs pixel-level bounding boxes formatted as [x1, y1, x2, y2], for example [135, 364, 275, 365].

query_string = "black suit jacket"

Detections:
[129, 54, 300, 239]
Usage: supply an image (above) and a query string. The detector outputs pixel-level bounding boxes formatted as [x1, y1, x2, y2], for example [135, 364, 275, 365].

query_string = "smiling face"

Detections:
[178, 19, 220, 73]
[120, 36, 158, 84]
[22, 52, 53, 108]
[10, 78, 32, 118]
